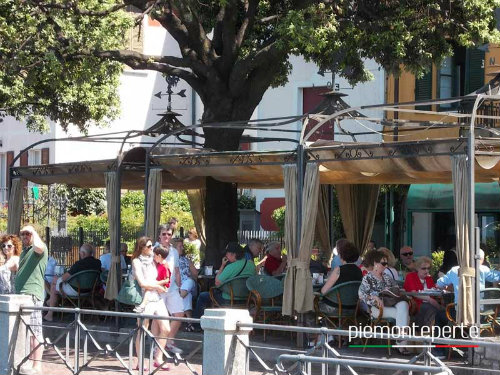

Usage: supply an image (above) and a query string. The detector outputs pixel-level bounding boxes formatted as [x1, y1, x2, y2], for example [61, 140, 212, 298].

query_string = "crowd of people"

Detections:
[2, 220, 500, 370]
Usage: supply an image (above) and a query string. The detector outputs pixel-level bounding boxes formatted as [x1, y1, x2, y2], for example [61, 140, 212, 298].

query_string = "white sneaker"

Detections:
[165, 343, 183, 354]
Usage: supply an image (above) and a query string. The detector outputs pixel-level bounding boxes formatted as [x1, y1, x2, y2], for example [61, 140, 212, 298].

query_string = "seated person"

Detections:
[379, 247, 399, 280]
[331, 238, 362, 269]
[263, 242, 287, 276]
[100, 240, 127, 273]
[44, 243, 101, 321]
[193, 242, 255, 321]
[437, 248, 458, 278]
[243, 238, 264, 261]
[437, 248, 500, 318]
[358, 249, 410, 354]
[319, 241, 362, 314]
[44, 256, 58, 298]
[395, 246, 416, 279]
[121, 242, 132, 268]
[404, 256, 446, 327]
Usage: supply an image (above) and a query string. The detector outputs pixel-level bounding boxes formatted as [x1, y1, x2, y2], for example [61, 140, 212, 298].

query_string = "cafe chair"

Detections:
[246, 275, 285, 341]
[209, 275, 250, 308]
[314, 281, 361, 348]
[480, 288, 500, 335]
[60, 270, 101, 314]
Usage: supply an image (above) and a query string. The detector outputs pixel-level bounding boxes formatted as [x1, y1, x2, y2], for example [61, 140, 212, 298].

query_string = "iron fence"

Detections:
[19, 306, 201, 375]
[238, 230, 282, 245]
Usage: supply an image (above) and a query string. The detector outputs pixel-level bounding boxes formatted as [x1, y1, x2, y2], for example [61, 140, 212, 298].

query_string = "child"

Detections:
[134, 245, 171, 313]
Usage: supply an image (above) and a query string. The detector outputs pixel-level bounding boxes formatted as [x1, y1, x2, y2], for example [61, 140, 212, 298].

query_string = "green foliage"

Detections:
[1, 0, 499, 132]
[271, 206, 286, 237]
[238, 194, 256, 210]
[183, 240, 200, 266]
[64, 187, 105, 216]
[0, 0, 132, 131]
[431, 250, 444, 277]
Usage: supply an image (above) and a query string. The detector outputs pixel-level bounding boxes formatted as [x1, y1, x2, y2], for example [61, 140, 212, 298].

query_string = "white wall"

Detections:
[253, 55, 386, 219]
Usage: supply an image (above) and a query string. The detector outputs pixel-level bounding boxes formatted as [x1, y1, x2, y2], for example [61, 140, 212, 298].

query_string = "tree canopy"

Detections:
[1, 0, 499, 134]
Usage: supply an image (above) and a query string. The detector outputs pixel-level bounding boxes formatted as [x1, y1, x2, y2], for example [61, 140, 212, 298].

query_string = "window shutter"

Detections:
[415, 70, 432, 101]
[41, 148, 49, 164]
[19, 152, 28, 188]
[465, 48, 485, 94]
[6, 151, 13, 190]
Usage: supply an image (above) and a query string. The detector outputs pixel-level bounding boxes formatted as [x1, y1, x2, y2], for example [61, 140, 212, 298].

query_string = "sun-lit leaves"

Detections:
[0, 0, 132, 132]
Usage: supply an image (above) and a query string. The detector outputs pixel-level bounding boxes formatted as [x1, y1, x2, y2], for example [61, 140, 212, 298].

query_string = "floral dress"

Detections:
[0, 264, 15, 294]
[358, 272, 397, 308]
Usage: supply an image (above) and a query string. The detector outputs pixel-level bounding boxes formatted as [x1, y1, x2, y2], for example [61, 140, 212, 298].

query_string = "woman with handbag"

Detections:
[131, 236, 170, 370]
[358, 249, 410, 355]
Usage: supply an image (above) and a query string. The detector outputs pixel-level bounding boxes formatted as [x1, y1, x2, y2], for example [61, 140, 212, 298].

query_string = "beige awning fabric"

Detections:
[145, 169, 162, 239]
[283, 163, 319, 315]
[315, 186, 331, 262]
[104, 171, 119, 301]
[452, 155, 474, 325]
[336, 184, 380, 256]
[10, 139, 500, 188]
[7, 178, 23, 234]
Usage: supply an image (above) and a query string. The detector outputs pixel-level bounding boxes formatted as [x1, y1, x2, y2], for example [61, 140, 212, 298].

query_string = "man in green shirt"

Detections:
[193, 242, 255, 321]
[15, 225, 48, 375]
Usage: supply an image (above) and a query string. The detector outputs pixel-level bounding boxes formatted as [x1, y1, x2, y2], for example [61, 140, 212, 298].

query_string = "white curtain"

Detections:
[451, 155, 474, 325]
[7, 178, 23, 234]
[283, 163, 320, 315]
[104, 172, 119, 301]
[187, 189, 206, 253]
[145, 169, 162, 239]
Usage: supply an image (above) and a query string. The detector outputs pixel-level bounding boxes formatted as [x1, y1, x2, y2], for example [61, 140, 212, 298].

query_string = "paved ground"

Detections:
[27, 318, 485, 375]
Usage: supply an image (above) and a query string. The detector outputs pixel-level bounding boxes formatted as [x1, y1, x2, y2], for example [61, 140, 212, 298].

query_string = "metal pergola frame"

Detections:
[8, 87, 500, 328]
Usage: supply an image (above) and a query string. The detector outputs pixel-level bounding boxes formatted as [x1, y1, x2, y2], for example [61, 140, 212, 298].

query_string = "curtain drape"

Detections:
[104, 172, 119, 301]
[187, 189, 207, 253]
[335, 184, 380, 256]
[315, 185, 331, 264]
[283, 163, 320, 315]
[145, 169, 162, 239]
[7, 178, 23, 235]
[451, 155, 474, 325]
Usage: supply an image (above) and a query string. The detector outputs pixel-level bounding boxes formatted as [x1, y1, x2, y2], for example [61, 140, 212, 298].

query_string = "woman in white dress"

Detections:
[0, 234, 21, 294]
[132, 236, 170, 370]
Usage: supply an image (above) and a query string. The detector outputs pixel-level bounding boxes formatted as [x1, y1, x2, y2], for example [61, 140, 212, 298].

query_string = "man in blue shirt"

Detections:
[243, 238, 263, 261]
[437, 249, 500, 306]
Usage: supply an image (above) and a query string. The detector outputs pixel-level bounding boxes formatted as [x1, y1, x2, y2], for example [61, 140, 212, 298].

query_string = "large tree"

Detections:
[1, 0, 499, 265]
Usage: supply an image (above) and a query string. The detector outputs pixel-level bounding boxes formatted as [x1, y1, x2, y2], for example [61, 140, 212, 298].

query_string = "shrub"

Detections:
[431, 250, 444, 277]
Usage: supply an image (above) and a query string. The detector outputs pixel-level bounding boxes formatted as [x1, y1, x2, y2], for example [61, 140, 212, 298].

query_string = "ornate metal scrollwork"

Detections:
[67, 164, 92, 174]
[450, 140, 466, 154]
[229, 153, 263, 165]
[179, 155, 209, 166]
[283, 153, 297, 163]
[32, 165, 54, 176]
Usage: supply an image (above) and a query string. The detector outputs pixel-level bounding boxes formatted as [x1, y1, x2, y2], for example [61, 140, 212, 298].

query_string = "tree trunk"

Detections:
[201, 103, 248, 267]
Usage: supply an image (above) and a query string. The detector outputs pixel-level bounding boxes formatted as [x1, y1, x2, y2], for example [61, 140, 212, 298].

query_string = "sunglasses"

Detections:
[401, 252, 413, 257]
[161, 233, 172, 237]
[380, 262, 388, 266]
[146, 244, 152, 248]
[20, 232, 32, 236]
[420, 267, 430, 271]
[2, 244, 13, 249]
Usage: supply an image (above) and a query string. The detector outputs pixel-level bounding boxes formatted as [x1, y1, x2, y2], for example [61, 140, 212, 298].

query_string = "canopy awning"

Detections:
[407, 182, 500, 211]
[11, 138, 500, 188]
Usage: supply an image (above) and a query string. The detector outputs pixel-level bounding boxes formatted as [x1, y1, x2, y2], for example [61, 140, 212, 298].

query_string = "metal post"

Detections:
[143, 152, 150, 235]
[389, 190, 394, 252]
[296, 145, 305, 348]
[74, 309, 80, 374]
[138, 319, 145, 375]
[328, 185, 334, 250]
[78, 227, 84, 248]
[115, 164, 123, 320]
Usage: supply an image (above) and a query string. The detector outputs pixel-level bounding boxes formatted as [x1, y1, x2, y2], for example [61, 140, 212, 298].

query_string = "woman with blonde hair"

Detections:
[378, 247, 399, 280]
[0, 234, 21, 294]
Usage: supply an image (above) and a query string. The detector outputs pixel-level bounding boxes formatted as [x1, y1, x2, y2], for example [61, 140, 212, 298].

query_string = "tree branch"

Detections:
[235, 0, 259, 49]
[28, 0, 128, 17]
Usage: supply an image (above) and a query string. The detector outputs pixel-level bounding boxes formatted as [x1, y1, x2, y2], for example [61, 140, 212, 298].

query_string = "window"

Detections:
[28, 149, 41, 189]
[438, 57, 461, 109]
[28, 149, 41, 166]
[414, 68, 432, 111]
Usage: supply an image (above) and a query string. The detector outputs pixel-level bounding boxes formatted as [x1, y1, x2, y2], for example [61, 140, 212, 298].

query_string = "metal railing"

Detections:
[19, 306, 201, 375]
[236, 322, 500, 375]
